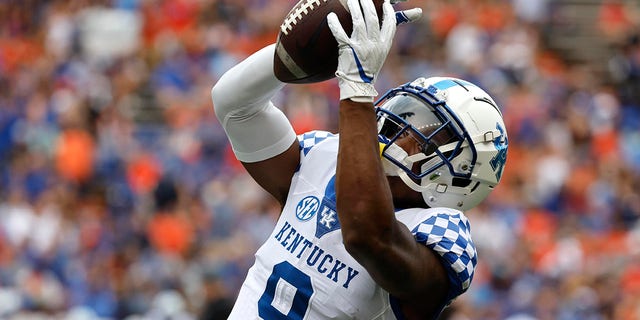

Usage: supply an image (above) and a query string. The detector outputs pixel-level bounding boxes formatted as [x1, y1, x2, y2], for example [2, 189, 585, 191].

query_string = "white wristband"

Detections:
[337, 75, 378, 102]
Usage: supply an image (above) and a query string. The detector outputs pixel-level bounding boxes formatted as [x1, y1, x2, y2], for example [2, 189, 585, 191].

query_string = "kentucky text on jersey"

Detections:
[274, 221, 360, 289]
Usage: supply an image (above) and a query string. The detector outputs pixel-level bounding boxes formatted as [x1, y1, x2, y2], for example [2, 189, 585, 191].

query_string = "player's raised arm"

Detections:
[330, 0, 450, 317]
[211, 45, 300, 206]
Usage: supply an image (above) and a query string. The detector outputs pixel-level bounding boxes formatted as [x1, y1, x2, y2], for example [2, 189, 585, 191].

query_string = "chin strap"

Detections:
[379, 142, 426, 192]
[379, 142, 404, 177]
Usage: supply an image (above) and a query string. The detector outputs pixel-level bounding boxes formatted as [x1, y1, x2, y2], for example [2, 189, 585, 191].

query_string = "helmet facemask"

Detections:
[375, 82, 480, 207]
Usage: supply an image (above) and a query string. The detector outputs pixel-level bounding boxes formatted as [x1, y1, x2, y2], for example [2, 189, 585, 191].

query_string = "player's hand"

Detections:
[395, 8, 422, 25]
[328, 0, 397, 102]
[389, 0, 423, 24]
[328, 0, 422, 102]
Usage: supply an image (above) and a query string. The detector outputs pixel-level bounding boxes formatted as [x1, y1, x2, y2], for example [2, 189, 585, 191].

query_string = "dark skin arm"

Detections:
[336, 99, 449, 319]
[241, 141, 300, 207]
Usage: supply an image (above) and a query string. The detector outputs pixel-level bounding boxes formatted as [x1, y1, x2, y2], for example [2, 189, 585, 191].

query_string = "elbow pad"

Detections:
[212, 44, 297, 163]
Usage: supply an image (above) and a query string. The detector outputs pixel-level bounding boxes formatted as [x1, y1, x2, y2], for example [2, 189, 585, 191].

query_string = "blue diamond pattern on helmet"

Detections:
[298, 131, 335, 156]
[413, 211, 477, 303]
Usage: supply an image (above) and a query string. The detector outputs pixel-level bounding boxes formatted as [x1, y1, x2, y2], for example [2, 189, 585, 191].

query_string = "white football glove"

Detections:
[395, 8, 422, 26]
[327, 0, 421, 102]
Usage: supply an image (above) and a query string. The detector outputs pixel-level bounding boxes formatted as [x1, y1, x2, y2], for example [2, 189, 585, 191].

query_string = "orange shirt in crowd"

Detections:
[147, 212, 194, 256]
[55, 129, 95, 183]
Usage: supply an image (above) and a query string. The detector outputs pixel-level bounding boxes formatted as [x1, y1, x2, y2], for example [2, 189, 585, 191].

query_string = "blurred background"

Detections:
[0, 0, 639, 319]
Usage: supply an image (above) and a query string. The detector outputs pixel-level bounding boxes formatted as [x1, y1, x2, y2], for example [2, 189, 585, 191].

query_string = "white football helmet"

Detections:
[376, 77, 508, 211]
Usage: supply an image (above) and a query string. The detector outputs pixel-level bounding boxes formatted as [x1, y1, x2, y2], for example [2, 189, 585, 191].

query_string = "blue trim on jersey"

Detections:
[295, 131, 334, 173]
[315, 175, 341, 238]
[298, 131, 334, 156]
[412, 212, 477, 303]
[324, 175, 337, 201]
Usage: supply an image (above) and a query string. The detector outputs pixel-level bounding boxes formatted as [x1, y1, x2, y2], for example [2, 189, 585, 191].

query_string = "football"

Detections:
[273, 0, 384, 84]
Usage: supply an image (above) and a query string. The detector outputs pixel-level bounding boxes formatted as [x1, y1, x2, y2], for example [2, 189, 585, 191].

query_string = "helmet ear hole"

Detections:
[451, 177, 471, 188]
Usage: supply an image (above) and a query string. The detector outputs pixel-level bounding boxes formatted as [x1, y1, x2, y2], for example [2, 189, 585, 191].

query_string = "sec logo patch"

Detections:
[296, 196, 320, 221]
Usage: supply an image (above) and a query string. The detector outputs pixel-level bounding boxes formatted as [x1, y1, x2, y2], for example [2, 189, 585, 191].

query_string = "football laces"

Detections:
[281, 0, 327, 35]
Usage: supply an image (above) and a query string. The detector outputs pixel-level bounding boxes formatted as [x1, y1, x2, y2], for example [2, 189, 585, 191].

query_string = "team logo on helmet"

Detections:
[490, 123, 508, 181]
[295, 196, 320, 221]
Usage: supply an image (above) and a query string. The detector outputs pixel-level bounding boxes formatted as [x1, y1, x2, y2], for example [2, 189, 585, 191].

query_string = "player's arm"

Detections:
[338, 101, 450, 318]
[329, 0, 450, 317]
[211, 45, 300, 206]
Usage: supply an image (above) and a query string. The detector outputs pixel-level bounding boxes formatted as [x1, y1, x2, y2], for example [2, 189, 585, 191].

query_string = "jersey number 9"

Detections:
[258, 261, 315, 319]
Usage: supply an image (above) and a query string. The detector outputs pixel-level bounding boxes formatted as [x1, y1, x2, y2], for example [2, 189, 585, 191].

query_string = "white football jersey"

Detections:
[228, 131, 477, 320]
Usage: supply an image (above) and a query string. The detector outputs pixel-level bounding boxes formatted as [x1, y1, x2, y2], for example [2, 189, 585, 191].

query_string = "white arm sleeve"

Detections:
[211, 44, 297, 163]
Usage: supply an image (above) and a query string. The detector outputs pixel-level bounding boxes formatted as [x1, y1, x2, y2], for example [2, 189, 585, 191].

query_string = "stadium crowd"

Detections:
[0, 0, 639, 319]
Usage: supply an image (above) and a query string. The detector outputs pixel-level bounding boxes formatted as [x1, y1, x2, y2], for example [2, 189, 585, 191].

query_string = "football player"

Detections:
[211, 0, 508, 318]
